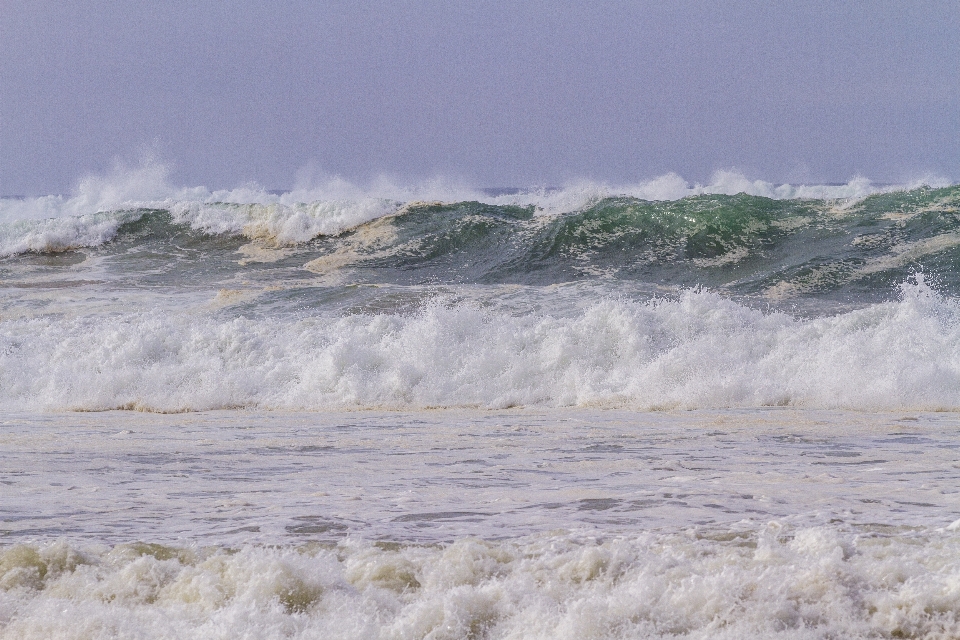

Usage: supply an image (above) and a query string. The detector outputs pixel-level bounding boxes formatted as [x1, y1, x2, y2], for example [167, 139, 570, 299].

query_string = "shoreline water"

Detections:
[4, 408, 959, 545]
[3, 408, 960, 639]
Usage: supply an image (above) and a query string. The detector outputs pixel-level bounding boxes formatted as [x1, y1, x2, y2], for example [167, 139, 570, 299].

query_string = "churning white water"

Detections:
[3, 409, 960, 639]
[5, 167, 960, 638]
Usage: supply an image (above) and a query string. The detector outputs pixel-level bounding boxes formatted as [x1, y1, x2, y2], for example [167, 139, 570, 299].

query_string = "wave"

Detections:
[4, 161, 960, 306]
[0, 210, 145, 256]
[3, 527, 960, 639]
[8, 188, 960, 306]
[2, 279, 959, 412]
[1, 159, 952, 257]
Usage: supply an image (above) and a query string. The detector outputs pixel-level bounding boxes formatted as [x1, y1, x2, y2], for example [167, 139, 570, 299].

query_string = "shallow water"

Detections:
[4, 409, 960, 544]
[4, 409, 960, 639]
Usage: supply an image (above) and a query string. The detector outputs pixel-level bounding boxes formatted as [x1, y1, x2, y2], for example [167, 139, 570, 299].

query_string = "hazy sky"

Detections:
[2, 1, 958, 194]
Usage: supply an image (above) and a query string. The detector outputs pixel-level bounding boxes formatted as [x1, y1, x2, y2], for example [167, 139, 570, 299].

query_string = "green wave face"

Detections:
[313, 194, 810, 285]
[317, 185, 960, 302]
[5, 184, 960, 307]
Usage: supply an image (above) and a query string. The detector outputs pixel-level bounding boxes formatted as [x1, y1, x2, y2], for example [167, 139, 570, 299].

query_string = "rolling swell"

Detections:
[322, 185, 960, 299]
[4, 184, 960, 300]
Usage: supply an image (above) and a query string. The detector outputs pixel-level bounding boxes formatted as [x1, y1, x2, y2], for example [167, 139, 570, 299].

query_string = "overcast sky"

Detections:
[2, 1, 958, 195]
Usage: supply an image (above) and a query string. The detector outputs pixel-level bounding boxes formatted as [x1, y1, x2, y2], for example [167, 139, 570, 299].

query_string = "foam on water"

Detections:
[0, 210, 144, 256]
[3, 529, 960, 640]
[2, 279, 958, 412]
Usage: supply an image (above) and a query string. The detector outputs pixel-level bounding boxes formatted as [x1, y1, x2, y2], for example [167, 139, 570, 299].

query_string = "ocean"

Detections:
[2, 166, 960, 638]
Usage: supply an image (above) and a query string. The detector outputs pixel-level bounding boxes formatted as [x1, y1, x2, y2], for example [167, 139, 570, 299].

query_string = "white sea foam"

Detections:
[0, 210, 143, 256]
[2, 528, 960, 639]
[0, 160, 201, 223]
[167, 199, 400, 246]
[2, 279, 958, 413]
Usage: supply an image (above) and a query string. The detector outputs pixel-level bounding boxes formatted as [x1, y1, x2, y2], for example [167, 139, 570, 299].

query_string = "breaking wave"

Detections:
[1, 159, 952, 259]
[2, 279, 959, 412]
